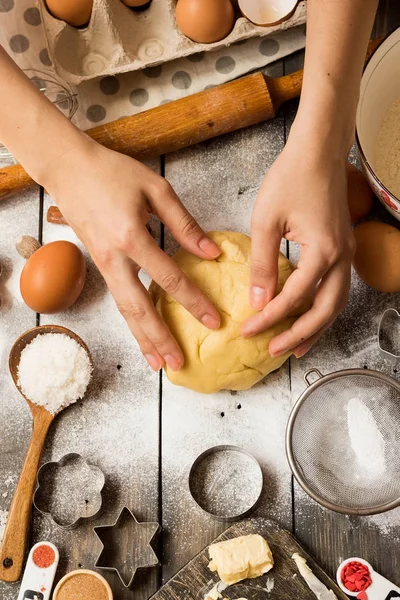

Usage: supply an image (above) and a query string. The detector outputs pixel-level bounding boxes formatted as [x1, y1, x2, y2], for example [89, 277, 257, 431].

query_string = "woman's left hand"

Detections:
[241, 137, 355, 358]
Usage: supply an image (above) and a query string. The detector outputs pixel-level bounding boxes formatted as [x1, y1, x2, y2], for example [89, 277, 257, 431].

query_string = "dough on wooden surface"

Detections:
[208, 534, 274, 585]
[152, 231, 304, 393]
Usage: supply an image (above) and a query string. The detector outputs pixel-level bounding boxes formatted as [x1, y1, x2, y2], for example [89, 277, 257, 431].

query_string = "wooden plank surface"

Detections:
[0, 158, 41, 600]
[161, 61, 297, 585]
[1, 2, 400, 599]
[31, 160, 162, 600]
[286, 0, 400, 587]
[152, 518, 348, 600]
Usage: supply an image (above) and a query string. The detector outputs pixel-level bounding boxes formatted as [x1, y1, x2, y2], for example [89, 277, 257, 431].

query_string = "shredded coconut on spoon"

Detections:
[17, 333, 92, 414]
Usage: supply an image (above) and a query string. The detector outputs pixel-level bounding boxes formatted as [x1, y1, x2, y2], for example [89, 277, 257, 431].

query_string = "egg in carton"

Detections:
[38, 0, 307, 85]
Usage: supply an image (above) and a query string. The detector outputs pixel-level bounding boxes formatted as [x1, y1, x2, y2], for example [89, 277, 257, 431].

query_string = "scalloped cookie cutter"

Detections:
[33, 453, 105, 529]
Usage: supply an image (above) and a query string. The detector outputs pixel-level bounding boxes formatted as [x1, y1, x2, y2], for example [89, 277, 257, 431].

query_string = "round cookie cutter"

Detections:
[188, 445, 264, 521]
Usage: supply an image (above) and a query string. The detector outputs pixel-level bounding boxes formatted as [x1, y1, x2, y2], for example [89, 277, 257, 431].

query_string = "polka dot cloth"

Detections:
[171, 71, 192, 90]
[0, 1, 306, 130]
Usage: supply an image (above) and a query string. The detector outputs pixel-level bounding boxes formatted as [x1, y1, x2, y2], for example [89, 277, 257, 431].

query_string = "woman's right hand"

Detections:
[43, 137, 221, 372]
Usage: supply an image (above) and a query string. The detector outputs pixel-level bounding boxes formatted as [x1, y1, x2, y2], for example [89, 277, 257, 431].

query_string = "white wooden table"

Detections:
[1, 4, 399, 598]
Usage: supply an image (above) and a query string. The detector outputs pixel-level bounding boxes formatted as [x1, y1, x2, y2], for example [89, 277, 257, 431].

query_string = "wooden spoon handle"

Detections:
[0, 410, 53, 582]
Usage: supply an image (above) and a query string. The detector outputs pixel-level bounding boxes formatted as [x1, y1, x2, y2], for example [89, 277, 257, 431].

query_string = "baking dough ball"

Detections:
[151, 231, 304, 394]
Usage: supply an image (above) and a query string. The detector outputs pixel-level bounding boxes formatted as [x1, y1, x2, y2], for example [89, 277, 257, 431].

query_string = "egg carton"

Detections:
[37, 0, 307, 85]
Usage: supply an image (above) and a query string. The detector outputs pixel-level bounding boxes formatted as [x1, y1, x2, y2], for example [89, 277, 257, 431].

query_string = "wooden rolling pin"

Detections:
[0, 71, 301, 202]
[0, 37, 382, 205]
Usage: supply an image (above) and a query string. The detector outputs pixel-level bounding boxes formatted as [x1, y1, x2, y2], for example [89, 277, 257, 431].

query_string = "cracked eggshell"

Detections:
[238, 0, 299, 26]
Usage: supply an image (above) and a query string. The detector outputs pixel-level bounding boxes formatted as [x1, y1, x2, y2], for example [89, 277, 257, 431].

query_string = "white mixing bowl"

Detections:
[356, 27, 400, 221]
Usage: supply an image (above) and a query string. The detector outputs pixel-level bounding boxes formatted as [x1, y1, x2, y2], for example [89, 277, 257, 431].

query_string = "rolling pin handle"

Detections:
[267, 69, 303, 113]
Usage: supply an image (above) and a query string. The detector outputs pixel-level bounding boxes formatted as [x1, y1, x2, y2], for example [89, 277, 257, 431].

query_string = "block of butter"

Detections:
[208, 534, 274, 585]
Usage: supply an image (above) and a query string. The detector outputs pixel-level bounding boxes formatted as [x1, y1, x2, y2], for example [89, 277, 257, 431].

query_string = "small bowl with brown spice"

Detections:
[356, 27, 400, 221]
[53, 569, 113, 600]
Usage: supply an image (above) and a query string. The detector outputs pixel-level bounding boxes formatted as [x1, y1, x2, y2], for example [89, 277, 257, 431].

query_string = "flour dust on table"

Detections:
[0, 510, 8, 545]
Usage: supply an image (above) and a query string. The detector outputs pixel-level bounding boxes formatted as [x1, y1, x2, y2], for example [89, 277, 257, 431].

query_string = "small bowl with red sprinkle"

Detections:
[337, 558, 372, 600]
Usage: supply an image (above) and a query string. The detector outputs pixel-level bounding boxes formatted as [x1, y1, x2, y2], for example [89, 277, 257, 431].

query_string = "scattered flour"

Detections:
[376, 96, 400, 199]
[366, 508, 400, 537]
[0, 510, 8, 545]
[347, 397, 386, 478]
[264, 577, 274, 593]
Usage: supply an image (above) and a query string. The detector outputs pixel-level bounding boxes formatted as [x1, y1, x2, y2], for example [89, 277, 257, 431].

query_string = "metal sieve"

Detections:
[286, 368, 400, 516]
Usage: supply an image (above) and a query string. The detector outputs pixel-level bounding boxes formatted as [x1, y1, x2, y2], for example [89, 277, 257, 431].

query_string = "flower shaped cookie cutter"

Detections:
[33, 453, 105, 529]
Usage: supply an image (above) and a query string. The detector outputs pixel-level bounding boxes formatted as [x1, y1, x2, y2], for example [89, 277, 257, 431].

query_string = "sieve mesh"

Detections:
[287, 370, 400, 515]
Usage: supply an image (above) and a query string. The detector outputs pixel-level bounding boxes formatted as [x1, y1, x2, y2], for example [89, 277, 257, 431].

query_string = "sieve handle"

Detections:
[304, 369, 324, 387]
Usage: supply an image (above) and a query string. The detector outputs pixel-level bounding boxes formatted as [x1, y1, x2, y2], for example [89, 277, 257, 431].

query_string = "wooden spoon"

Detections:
[0, 324, 92, 582]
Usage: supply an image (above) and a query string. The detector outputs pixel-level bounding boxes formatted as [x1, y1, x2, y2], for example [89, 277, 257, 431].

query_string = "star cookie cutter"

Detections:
[33, 453, 105, 529]
[94, 507, 160, 588]
[378, 308, 400, 364]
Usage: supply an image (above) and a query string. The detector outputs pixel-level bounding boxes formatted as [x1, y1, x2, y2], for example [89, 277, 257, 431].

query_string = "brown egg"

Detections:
[353, 221, 400, 293]
[176, 0, 235, 44]
[20, 241, 86, 314]
[121, 0, 151, 7]
[45, 0, 93, 27]
[347, 163, 374, 224]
